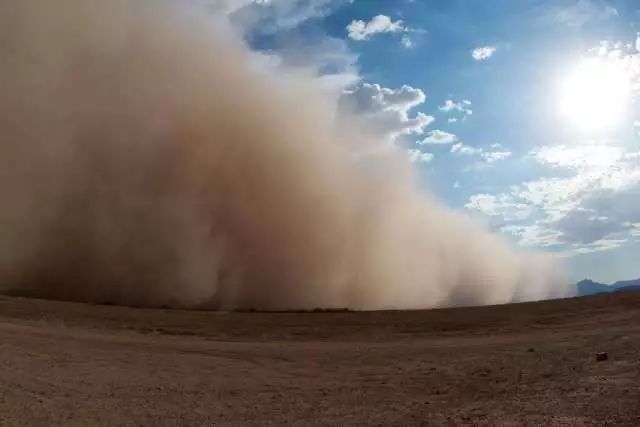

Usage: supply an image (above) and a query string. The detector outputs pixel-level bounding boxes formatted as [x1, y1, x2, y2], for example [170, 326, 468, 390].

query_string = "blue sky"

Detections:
[225, 0, 640, 283]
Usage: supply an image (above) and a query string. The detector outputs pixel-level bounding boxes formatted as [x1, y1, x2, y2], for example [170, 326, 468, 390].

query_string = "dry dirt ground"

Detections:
[0, 293, 639, 426]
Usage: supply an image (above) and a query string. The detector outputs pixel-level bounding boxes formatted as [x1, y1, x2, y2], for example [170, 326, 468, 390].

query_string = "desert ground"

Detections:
[0, 292, 639, 426]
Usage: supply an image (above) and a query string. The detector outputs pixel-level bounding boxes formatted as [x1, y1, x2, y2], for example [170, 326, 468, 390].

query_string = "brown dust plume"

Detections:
[0, 0, 567, 310]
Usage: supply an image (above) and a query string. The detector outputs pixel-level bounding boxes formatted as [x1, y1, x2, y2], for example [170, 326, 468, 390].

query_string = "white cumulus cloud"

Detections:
[467, 142, 640, 254]
[339, 83, 434, 142]
[407, 149, 434, 163]
[347, 15, 405, 41]
[471, 46, 496, 61]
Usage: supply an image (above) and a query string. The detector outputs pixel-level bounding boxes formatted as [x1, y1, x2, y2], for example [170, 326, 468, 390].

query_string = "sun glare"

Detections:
[557, 58, 631, 132]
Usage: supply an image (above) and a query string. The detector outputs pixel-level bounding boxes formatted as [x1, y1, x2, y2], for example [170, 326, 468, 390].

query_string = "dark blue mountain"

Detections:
[614, 285, 640, 293]
[575, 278, 640, 297]
[612, 278, 640, 289]
[612, 278, 640, 294]
[575, 279, 612, 296]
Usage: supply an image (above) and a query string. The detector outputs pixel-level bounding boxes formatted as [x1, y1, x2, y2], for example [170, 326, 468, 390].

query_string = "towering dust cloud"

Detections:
[0, 0, 567, 309]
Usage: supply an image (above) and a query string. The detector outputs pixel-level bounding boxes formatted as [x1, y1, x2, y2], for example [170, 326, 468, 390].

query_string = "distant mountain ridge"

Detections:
[575, 278, 640, 297]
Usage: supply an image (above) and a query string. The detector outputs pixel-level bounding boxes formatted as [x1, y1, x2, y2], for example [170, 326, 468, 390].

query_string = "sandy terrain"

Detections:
[0, 293, 639, 426]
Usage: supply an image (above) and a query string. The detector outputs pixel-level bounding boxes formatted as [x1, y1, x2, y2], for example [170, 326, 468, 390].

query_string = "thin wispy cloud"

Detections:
[482, 151, 512, 163]
[439, 99, 472, 115]
[418, 129, 458, 145]
[451, 142, 481, 155]
[401, 35, 415, 49]
[549, 0, 618, 28]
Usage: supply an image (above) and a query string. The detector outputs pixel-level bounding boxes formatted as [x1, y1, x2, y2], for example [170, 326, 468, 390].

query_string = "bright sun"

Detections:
[557, 58, 631, 132]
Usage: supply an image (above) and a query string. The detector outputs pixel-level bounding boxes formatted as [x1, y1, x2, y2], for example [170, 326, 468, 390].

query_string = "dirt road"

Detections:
[0, 293, 639, 425]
